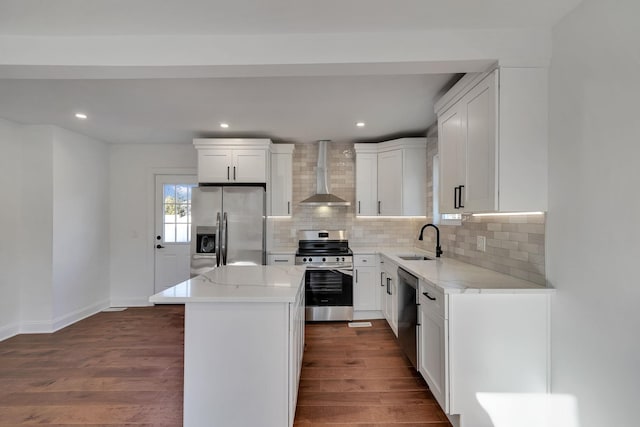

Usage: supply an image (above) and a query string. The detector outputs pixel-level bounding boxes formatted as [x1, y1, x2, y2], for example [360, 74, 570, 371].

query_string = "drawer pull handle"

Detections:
[423, 292, 436, 301]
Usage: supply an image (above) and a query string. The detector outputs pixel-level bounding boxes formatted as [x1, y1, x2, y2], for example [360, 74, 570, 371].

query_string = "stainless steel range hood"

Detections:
[299, 140, 351, 206]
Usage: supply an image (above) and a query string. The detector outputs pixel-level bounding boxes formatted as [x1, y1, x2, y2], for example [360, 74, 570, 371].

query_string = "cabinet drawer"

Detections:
[419, 280, 446, 319]
[267, 254, 295, 265]
[354, 254, 376, 266]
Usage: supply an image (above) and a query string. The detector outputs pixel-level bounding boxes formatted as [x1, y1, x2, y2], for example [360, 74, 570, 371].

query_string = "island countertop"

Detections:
[149, 265, 306, 304]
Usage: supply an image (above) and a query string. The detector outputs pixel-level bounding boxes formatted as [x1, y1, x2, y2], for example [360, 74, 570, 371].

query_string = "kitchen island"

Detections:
[150, 265, 306, 427]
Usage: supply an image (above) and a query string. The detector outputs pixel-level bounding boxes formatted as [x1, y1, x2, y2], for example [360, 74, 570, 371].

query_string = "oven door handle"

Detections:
[306, 266, 353, 276]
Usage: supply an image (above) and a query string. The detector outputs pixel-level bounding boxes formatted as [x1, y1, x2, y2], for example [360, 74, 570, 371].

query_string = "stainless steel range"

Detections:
[295, 230, 353, 321]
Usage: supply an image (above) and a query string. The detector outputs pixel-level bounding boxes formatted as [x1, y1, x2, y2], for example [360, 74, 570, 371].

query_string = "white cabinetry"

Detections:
[353, 254, 380, 312]
[379, 255, 399, 336]
[183, 278, 305, 427]
[354, 138, 427, 216]
[354, 152, 378, 215]
[418, 281, 447, 410]
[193, 138, 270, 183]
[270, 144, 294, 216]
[435, 67, 548, 213]
[417, 282, 551, 427]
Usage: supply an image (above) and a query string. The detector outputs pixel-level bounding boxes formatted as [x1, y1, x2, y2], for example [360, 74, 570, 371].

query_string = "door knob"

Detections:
[156, 244, 165, 249]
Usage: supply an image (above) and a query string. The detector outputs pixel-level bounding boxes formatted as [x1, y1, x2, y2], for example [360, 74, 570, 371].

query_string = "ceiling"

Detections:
[0, 0, 582, 145]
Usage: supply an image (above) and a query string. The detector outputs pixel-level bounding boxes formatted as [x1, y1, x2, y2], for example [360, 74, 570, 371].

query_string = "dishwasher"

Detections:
[397, 267, 419, 369]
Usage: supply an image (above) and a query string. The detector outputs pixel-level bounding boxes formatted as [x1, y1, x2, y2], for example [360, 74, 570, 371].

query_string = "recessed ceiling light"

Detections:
[75, 113, 88, 120]
[356, 122, 365, 127]
[220, 123, 229, 128]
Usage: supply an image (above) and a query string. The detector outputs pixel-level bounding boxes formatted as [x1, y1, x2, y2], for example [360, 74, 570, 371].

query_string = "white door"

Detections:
[154, 174, 197, 294]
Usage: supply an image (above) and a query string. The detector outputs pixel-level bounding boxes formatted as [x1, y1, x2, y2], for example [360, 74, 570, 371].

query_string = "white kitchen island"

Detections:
[150, 265, 306, 427]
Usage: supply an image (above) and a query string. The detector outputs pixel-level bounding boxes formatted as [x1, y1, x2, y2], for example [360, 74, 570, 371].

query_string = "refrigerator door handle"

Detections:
[222, 212, 228, 265]
[215, 212, 221, 267]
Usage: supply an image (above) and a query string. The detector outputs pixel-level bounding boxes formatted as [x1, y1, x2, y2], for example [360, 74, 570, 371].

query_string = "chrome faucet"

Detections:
[418, 224, 443, 258]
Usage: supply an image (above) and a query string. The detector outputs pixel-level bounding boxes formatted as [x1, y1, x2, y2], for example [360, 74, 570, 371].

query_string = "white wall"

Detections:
[0, 118, 23, 339]
[51, 127, 110, 328]
[0, 118, 111, 339]
[548, 1, 640, 426]
[109, 144, 196, 306]
[18, 125, 55, 331]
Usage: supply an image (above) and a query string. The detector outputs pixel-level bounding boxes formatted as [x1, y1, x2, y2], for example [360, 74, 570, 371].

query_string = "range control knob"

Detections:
[336, 257, 340, 262]
[322, 257, 326, 262]
[342, 257, 345, 261]
[308, 258, 313, 262]
[303, 258, 307, 262]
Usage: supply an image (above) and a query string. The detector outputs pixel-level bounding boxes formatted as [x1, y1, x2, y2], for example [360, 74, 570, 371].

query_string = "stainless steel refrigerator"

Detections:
[190, 185, 266, 276]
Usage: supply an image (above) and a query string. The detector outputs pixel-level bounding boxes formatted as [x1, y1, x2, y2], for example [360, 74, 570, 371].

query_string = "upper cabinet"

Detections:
[193, 138, 271, 183]
[354, 138, 427, 217]
[435, 67, 548, 213]
[270, 144, 294, 216]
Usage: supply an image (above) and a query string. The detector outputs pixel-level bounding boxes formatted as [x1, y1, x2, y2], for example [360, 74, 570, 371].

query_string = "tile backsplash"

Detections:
[269, 139, 546, 285]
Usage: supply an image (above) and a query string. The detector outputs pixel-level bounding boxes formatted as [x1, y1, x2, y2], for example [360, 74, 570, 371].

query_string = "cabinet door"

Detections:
[354, 267, 378, 311]
[233, 149, 267, 183]
[198, 149, 233, 183]
[377, 150, 403, 216]
[270, 153, 293, 216]
[419, 305, 447, 411]
[438, 106, 466, 214]
[464, 71, 498, 212]
[355, 153, 378, 215]
[382, 263, 399, 337]
[389, 275, 398, 336]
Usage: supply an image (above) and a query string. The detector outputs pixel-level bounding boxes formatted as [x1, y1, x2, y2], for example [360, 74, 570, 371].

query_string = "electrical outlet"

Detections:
[477, 235, 486, 252]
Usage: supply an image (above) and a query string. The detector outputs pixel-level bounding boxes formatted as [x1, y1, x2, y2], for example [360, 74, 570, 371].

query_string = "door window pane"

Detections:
[163, 183, 197, 243]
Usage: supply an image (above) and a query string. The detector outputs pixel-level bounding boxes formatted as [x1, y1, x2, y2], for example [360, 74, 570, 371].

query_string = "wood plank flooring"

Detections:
[0, 306, 184, 426]
[294, 320, 451, 426]
[0, 307, 451, 426]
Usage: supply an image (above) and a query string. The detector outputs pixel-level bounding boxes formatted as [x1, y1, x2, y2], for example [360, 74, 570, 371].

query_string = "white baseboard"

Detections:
[0, 322, 20, 342]
[52, 299, 110, 331]
[19, 319, 55, 334]
[110, 297, 154, 307]
[17, 299, 110, 335]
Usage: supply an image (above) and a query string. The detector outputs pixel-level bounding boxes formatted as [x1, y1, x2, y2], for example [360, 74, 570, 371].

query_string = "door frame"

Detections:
[146, 168, 197, 300]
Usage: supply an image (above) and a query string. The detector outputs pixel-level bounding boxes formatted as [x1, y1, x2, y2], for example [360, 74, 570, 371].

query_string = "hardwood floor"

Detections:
[0, 307, 451, 426]
[0, 306, 184, 426]
[295, 320, 451, 426]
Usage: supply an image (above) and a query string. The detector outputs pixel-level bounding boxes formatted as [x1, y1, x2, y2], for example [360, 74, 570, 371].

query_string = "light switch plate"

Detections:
[477, 235, 487, 252]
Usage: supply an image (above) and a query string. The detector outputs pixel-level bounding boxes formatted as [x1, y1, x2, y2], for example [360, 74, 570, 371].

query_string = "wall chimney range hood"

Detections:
[299, 140, 350, 206]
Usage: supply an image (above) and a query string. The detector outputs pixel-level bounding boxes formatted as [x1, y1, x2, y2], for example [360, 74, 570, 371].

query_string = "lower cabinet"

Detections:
[417, 282, 552, 427]
[380, 255, 399, 336]
[353, 254, 380, 312]
[418, 282, 447, 410]
[183, 281, 305, 427]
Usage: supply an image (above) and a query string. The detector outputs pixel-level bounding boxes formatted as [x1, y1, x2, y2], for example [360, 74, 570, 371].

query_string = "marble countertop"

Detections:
[355, 247, 553, 294]
[149, 265, 306, 304]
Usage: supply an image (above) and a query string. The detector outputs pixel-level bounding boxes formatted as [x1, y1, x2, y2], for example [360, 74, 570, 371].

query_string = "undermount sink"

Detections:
[398, 255, 434, 261]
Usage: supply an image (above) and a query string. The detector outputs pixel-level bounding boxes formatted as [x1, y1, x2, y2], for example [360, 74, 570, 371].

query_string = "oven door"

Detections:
[304, 267, 353, 323]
